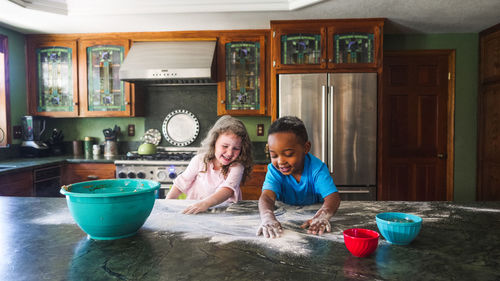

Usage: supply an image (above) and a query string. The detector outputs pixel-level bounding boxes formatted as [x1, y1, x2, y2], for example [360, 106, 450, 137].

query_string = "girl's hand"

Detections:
[300, 208, 332, 235]
[256, 213, 283, 238]
[182, 201, 210, 214]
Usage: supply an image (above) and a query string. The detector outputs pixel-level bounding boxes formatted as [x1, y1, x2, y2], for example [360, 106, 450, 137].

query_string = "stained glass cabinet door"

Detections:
[271, 23, 327, 70]
[78, 39, 131, 117]
[218, 35, 266, 116]
[327, 22, 382, 69]
[27, 41, 79, 117]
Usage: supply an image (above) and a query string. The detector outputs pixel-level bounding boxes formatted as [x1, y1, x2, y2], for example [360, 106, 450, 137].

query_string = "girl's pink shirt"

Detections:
[172, 153, 243, 202]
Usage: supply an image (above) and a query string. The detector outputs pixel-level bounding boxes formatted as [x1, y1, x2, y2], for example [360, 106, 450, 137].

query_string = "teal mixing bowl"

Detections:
[60, 179, 160, 240]
[376, 212, 422, 245]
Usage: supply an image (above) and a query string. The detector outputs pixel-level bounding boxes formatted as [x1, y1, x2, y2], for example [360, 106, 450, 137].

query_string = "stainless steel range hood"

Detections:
[119, 41, 217, 85]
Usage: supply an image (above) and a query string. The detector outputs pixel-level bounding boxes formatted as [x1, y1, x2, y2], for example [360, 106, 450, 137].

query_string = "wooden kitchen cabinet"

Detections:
[26, 39, 79, 117]
[0, 170, 34, 197]
[62, 163, 115, 184]
[26, 36, 141, 117]
[271, 19, 384, 71]
[78, 39, 134, 117]
[240, 164, 267, 200]
[271, 22, 326, 71]
[217, 32, 269, 116]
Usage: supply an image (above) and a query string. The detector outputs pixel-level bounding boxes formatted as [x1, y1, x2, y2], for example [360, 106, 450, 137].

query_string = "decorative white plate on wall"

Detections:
[162, 109, 200, 146]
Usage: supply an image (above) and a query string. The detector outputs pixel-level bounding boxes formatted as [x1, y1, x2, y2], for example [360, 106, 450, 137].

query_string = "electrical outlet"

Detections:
[257, 124, 264, 136]
[127, 124, 135, 137]
[13, 125, 22, 139]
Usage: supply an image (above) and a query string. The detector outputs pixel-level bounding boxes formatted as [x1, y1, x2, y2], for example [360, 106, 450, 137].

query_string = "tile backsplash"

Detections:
[142, 84, 218, 147]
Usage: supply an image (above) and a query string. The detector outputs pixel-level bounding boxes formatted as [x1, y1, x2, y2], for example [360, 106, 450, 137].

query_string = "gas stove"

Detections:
[114, 147, 200, 198]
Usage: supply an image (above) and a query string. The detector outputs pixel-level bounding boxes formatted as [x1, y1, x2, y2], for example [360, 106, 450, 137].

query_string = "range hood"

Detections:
[119, 41, 217, 85]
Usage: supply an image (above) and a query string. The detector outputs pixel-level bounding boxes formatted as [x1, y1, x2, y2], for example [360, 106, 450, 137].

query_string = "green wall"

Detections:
[0, 26, 26, 145]
[384, 33, 479, 201]
[46, 116, 269, 144]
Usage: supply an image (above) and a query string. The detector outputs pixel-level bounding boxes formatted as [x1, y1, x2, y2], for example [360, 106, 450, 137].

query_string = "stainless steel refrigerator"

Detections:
[278, 73, 377, 200]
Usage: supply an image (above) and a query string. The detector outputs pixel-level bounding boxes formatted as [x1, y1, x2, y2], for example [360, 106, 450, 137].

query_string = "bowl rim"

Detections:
[376, 212, 423, 224]
[60, 179, 160, 198]
[343, 228, 380, 240]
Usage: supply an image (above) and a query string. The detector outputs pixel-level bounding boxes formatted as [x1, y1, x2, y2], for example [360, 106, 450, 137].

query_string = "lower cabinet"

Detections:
[62, 163, 116, 185]
[241, 164, 267, 200]
[0, 170, 34, 197]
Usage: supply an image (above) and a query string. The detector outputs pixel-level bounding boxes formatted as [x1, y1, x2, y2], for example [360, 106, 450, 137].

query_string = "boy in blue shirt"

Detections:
[257, 116, 341, 238]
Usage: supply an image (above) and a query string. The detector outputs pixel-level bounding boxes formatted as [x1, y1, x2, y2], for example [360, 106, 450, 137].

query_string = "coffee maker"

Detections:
[20, 116, 50, 157]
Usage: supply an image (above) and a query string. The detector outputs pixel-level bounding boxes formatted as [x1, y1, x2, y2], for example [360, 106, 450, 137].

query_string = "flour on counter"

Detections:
[30, 210, 75, 225]
[143, 200, 345, 255]
[449, 205, 500, 213]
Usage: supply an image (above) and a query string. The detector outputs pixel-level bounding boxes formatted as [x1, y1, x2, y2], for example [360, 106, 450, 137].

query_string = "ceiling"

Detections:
[1, 0, 499, 35]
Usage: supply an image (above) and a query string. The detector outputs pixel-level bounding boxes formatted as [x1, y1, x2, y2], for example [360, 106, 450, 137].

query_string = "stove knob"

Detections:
[157, 171, 167, 181]
[118, 172, 127, 178]
[168, 172, 177, 179]
[127, 172, 136, 178]
[137, 172, 146, 179]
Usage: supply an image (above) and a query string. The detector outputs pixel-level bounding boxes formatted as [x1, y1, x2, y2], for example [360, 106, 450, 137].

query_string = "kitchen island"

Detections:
[1, 197, 499, 281]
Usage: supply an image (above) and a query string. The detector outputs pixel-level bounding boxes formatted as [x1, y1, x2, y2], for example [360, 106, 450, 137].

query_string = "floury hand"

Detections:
[300, 208, 332, 235]
[256, 212, 283, 238]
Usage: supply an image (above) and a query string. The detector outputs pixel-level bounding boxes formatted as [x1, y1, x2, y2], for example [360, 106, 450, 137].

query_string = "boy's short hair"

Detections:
[268, 116, 308, 144]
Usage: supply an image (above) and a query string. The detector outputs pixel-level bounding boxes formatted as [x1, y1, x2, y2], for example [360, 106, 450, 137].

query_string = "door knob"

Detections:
[437, 153, 446, 159]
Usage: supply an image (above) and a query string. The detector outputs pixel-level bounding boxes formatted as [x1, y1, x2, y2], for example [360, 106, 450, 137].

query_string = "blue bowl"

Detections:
[60, 179, 160, 240]
[376, 212, 422, 245]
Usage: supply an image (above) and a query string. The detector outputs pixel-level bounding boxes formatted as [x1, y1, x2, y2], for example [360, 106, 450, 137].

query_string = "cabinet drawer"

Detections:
[63, 163, 115, 184]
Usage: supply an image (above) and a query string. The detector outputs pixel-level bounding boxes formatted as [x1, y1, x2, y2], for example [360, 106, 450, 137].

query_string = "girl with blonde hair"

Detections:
[167, 115, 253, 214]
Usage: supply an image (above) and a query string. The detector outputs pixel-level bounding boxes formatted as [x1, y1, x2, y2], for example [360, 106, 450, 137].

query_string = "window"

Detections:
[0, 34, 10, 147]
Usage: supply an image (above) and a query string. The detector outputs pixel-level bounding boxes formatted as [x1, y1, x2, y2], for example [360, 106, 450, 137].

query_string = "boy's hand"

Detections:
[257, 213, 283, 238]
[301, 208, 332, 235]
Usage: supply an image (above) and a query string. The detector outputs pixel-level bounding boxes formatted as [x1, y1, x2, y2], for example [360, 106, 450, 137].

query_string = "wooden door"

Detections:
[478, 23, 500, 200]
[379, 50, 455, 201]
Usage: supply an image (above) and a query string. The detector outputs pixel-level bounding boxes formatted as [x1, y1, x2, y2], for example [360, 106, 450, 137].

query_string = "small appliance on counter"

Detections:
[103, 125, 120, 157]
[20, 116, 50, 157]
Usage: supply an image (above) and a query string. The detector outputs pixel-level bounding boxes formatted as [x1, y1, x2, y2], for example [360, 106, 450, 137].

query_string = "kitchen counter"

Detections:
[0, 155, 124, 174]
[0, 152, 268, 174]
[1, 198, 499, 281]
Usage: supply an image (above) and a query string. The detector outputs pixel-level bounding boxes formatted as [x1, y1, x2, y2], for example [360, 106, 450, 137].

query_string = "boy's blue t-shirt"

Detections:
[262, 153, 338, 205]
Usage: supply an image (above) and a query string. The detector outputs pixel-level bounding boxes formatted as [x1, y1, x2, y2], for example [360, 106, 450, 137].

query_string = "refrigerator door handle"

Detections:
[322, 85, 327, 163]
[329, 85, 334, 174]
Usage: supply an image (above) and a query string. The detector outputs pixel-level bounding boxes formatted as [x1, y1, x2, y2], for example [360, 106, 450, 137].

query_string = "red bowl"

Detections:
[343, 228, 380, 257]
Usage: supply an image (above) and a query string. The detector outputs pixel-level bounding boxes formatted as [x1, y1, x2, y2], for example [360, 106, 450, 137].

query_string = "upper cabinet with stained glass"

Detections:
[218, 34, 267, 116]
[78, 39, 131, 117]
[271, 23, 327, 70]
[327, 20, 383, 70]
[271, 19, 384, 71]
[27, 40, 79, 117]
[26, 37, 139, 117]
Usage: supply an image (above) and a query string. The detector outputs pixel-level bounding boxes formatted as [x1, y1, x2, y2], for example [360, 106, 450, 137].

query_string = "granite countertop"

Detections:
[0, 155, 125, 174]
[1, 197, 499, 281]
